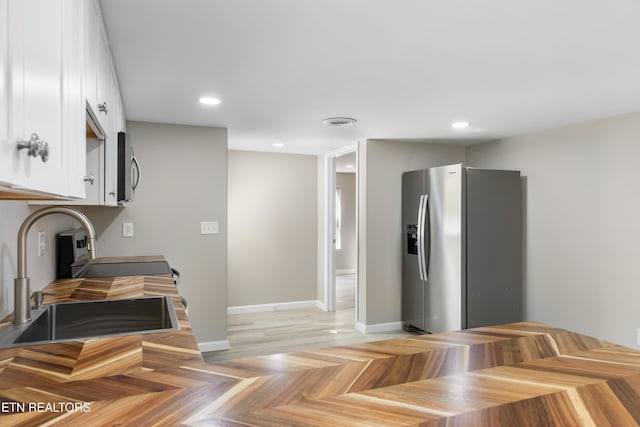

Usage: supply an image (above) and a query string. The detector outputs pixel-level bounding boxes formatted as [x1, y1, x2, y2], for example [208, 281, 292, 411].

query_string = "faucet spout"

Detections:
[14, 207, 97, 325]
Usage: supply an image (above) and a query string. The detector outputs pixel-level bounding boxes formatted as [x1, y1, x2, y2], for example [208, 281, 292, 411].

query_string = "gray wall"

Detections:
[85, 121, 228, 346]
[6, 112, 639, 350]
[335, 173, 356, 272]
[466, 112, 640, 348]
[0, 202, 76, 318]
[359, 139, 466, 327]
[228, 150, 317, 307]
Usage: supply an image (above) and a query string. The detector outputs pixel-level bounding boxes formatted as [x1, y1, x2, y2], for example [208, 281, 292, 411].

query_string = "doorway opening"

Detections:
[334, 151, 357, 313]
[323, 143, 358, 328]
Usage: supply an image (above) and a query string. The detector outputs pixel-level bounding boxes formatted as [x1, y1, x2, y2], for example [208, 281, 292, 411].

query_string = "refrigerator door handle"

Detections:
[423, 194, 430, 281]
[417, 194, 429, 281]
[417, 195, 425, 281]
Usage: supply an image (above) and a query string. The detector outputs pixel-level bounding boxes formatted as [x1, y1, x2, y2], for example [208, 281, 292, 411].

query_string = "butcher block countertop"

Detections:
[1, 273, 640, 425]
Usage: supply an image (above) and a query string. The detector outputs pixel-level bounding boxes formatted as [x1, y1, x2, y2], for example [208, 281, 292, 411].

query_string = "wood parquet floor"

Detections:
[203, 322, 640, 426]
[203, 274, 413, 362]
[3, 273, 640, 425]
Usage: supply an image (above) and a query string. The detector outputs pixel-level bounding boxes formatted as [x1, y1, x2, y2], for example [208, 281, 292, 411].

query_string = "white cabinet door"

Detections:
[116, 82, 126, 132]
[95, 20, 110, 132]
[84, 0, 99, 118]
[61, 0, 87, 198]
[2, 0, 85, 198]
[0, 0, 11, 188]
[19, 0, 126, 205]
[103, 58, 119, 206]
[83, 137, 103, 203]
[6, 0, 66, 195]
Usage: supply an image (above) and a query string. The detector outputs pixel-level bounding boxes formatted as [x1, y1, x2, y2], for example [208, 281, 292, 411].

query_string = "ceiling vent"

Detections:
[322, 117, 357, 127]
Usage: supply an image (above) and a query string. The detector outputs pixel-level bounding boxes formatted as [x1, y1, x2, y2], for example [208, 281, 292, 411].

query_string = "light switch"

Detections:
[38, 231, 46, 256]
[122, 222, 134, 238]
[200, 221, 219, 235]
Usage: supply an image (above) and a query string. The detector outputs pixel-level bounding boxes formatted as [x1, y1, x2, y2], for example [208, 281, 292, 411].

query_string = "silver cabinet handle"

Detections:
[84, 174, 96, 185]
[98, 102, 108, 114]
[108, 190, 116, 196]
[17, 133, 49, 162]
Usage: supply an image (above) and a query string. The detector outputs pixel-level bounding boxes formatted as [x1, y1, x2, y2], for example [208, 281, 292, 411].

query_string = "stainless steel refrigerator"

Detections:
[402, 164, 522, 334]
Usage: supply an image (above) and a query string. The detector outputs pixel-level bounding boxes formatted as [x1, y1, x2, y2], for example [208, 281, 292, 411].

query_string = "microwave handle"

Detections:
[131, 155, 141, 191]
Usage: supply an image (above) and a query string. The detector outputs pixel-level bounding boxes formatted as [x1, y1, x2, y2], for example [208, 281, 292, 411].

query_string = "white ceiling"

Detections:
[99, 0, 640, 155]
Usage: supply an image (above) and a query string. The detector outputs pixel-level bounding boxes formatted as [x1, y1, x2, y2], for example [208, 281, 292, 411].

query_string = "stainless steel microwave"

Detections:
[117, 131, 140, 203]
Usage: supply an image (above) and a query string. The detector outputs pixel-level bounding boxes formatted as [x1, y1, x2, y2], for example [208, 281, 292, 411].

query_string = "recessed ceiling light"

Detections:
[199, 97, 221, 106]
[345, 164, 354, 169]
[451, 121, 469, 129]
[272, 142, 285, 147]
[322, 117, 357, 127]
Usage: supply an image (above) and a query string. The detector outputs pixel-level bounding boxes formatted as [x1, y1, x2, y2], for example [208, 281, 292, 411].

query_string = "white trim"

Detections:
[336, 269, 356, 275]
[325, 154, 337, 312]
[316, 300, 327, 311]
[198, 340, 230, 353]
[356, 321, 404, 334]
[228, 300, 319, 315]
[323, 143, 358, 315]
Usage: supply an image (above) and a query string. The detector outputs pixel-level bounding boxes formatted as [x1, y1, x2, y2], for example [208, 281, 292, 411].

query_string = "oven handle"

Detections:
[131, 155, 141, 191]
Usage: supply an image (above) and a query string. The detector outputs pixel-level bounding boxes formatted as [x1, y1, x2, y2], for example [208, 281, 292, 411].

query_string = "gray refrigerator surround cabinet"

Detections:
[401, 164, 522, 334]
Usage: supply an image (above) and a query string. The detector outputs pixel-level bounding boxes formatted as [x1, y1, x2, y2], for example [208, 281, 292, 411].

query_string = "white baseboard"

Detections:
[198, 340, 230, 353]
[228, 300, 319, 315]
[336, 269, 356, 275]
[356, 321, 404, 334]
[316, 300, 327, 311]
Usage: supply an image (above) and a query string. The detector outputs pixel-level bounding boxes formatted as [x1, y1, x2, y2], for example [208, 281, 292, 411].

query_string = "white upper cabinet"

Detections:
[85, 0, 109, 132]
[104, 58, 120, 206]
[62, 0, 88, 198]
[81, 0, 125, 207]
[3, 0, 126, 202]
[0, 0, 86, 198]
[84, 0, 98, 116]
[95, 16, 110, 131]
[0, 0, 9, 186]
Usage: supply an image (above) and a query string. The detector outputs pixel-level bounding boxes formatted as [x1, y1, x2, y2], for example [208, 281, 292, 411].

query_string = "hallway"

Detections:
[203, 274, 412, 362]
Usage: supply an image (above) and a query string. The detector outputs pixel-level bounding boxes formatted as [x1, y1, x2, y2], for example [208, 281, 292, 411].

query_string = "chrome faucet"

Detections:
[14, 207, 97, 324]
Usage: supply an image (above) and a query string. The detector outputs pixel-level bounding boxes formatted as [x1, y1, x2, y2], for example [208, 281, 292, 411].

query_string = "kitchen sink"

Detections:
[1, 296, 179, 348]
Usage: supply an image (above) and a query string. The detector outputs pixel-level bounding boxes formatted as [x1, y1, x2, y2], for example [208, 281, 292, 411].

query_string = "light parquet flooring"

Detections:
[201, 322, 639, 425]
[4, 273, 639, 424]
[204, 274, 413, 362]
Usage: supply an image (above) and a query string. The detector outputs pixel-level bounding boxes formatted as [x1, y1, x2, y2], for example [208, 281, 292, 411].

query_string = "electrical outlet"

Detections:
[200, 221, 219, 235]
[122, 222, 134, 238]
[38, 231, 46, 256]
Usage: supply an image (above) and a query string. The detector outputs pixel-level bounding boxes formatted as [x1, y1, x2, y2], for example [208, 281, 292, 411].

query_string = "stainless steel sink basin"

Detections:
[0, 296, 179, 348]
